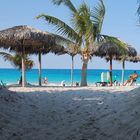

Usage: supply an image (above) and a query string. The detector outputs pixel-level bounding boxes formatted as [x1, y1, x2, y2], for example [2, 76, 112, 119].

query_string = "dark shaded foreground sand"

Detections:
[0, 86, 140, 140]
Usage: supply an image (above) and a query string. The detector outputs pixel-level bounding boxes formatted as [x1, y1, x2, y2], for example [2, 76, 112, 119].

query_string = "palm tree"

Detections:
[0, 52, 34, 85]
[37, 0, 127, 86]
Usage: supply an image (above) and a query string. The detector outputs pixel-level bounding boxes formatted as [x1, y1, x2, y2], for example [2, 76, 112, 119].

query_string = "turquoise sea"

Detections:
[0, 69, 140, 85]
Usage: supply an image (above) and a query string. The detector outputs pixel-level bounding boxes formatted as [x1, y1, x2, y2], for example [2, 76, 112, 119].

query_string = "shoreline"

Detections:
[8, 85, 139, 93]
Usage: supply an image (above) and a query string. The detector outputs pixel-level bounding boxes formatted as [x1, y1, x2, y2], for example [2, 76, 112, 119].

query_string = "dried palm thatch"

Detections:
[104, 46, 137, 61]
[0, 25, 65, 53]
[0, 26, 56, 49]
[127, 46, 137, 57]
[126, 55, 140, 63]
[94, 41, 128, 58]
[0, 25, 65, 87]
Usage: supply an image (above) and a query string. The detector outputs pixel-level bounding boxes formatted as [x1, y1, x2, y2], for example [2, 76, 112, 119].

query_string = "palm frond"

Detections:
[37, 14, 80, 42]
[72, 2, 94, 45]
[25, 59, 34, 70]
[0, 52, 34, 70]
[52, 0, 77, 13]
[91, 0, 105, 35]
[52, 33, 74, 46]
[0, 52, 14, 62]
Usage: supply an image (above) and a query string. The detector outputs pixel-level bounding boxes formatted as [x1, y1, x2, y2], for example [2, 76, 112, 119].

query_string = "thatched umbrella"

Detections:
[64, 44, 79, 86]
[0, 25, 63, 87]
[104, 47, 137, 85]
[94, 40, 129, 86]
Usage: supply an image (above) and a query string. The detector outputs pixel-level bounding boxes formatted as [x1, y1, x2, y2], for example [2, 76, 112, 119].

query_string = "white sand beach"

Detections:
[0, 86, 140, 140]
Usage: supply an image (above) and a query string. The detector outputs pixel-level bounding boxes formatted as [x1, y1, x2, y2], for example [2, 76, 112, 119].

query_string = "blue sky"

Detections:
[0, 0, 140, 70]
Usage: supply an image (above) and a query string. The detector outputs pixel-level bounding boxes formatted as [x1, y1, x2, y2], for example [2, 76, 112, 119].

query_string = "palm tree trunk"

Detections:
[21, 45, 25, 87]
[122, 60, 125, 85]
[38, 51, 42, 86]
[80, 60, 88, 87]
[110, 57, 113, 86]
[71, 56, 74, 86]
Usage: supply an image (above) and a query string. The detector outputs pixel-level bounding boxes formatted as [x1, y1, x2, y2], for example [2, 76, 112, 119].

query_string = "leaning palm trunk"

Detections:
[122, 60, 125, 85]
[38, 51, 42, 86]
[71, 56, 74, 86]
[21, 46, 25, 87]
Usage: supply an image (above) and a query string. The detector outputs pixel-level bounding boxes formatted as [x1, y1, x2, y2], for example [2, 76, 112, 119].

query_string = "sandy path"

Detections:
[0, 86, 140, 140]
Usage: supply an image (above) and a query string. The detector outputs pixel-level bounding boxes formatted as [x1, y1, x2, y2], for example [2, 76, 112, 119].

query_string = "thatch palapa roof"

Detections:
[93, 36, 137, 59]
[126, 55, 140, 63]
[105, 46, 137, 61]
[94, 41, 128, 58]
[93, 38, 137, 86]
[127, 46, 137, 57]
[0, 25, 64, 54]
